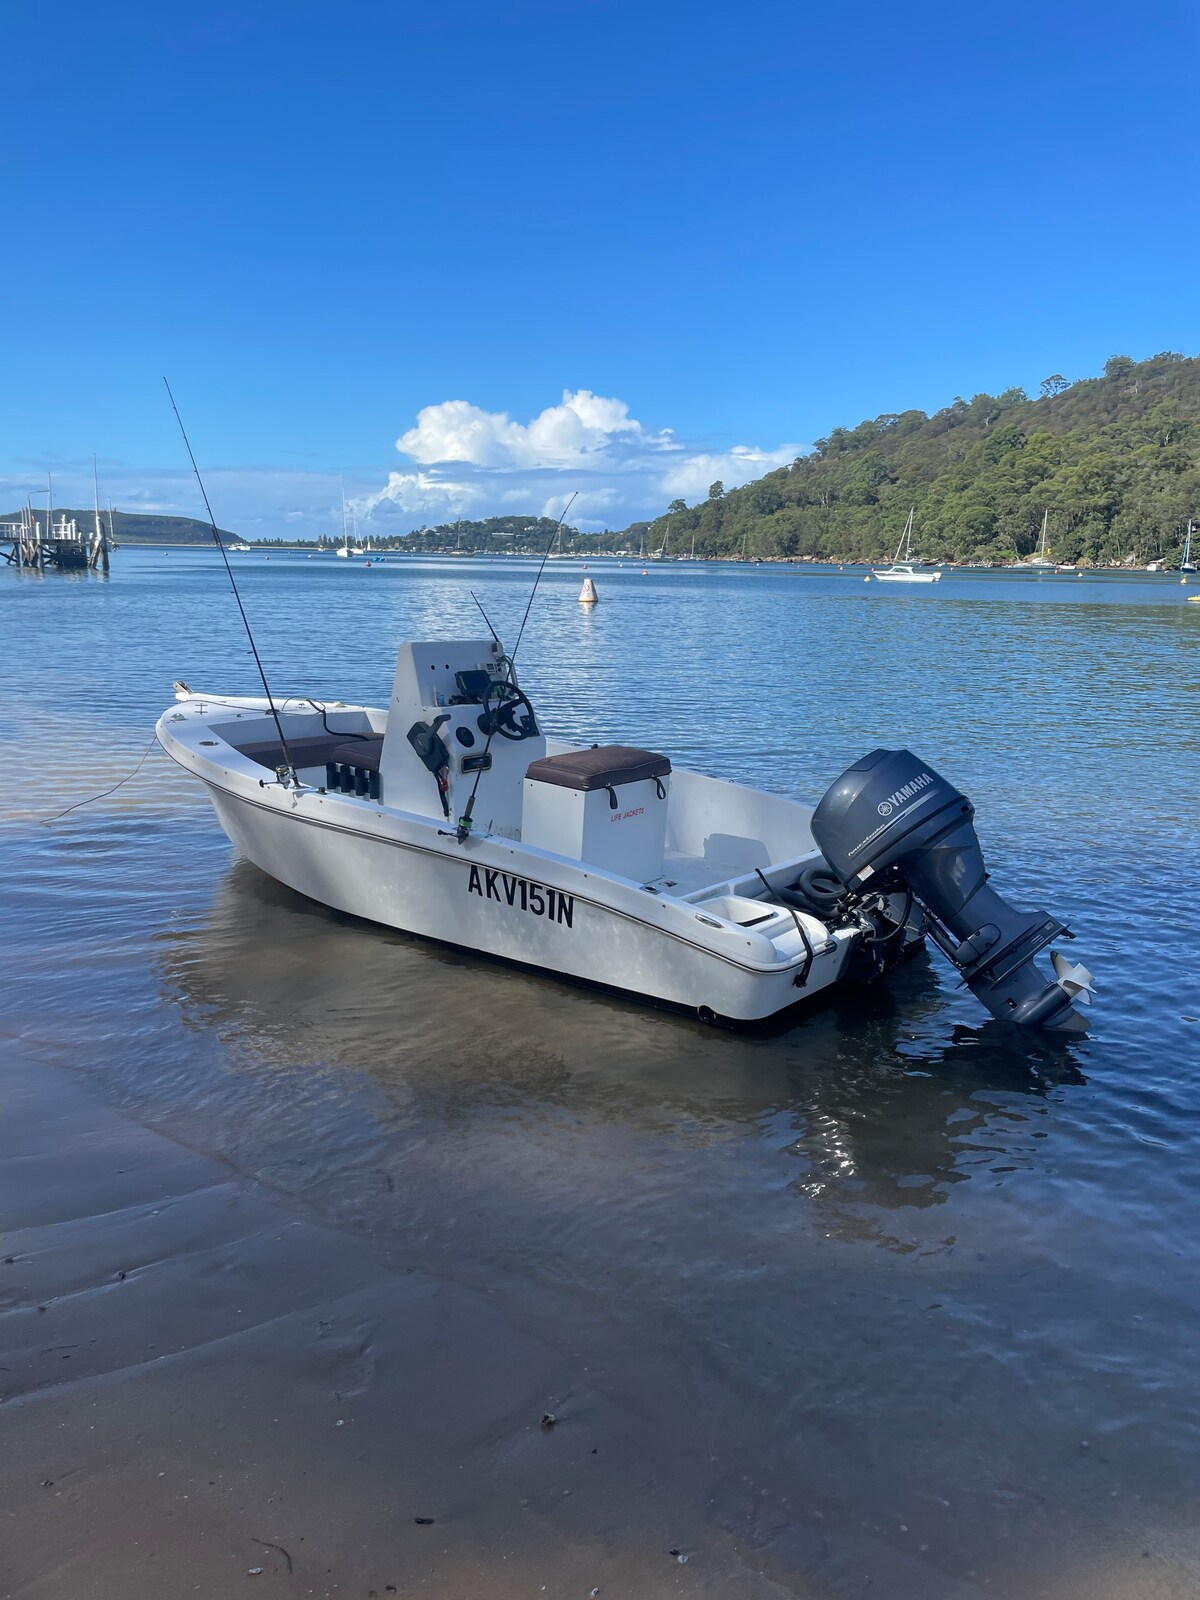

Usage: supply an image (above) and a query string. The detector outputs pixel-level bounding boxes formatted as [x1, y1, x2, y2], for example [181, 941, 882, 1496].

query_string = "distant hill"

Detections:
[0, 509, 236, 545]
[221, 515, 579, 552]
[618, 350, 1200, 565]
[395, 515, 577, 552]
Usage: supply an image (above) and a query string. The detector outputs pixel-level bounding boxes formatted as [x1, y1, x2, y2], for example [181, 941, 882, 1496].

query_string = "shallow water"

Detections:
[3, 550, 1200, 1595]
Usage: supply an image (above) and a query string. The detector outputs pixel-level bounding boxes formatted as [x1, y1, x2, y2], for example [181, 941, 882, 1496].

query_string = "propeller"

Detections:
[1051, 950, 1096, 1006]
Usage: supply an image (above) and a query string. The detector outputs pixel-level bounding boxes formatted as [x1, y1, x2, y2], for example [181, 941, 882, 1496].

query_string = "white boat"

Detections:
[227, 541, 253, 553]
[334, 479, 361, 557]
[1180, 520, 1196, 574]
[1021, 509, 1056, 569]
[871, 509, 941, 583]
[156, 637, 1092, 1031]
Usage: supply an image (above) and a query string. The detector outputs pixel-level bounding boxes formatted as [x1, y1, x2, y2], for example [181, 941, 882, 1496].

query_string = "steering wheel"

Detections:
[481, 679, 539, 742]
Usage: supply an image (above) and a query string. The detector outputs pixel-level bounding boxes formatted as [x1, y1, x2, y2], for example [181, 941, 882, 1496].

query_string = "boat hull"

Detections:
[201, 780, 849, 1023]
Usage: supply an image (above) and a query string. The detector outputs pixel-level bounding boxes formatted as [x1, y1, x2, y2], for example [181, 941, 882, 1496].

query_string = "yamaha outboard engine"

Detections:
[811, 749, 1094, 1030]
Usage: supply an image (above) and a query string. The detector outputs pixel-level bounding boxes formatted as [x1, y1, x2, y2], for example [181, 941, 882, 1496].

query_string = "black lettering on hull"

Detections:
[466, 864, 574, 929]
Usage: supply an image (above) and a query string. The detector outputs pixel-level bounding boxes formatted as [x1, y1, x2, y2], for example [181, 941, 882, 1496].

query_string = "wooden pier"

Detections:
[1, 506, 112, 572]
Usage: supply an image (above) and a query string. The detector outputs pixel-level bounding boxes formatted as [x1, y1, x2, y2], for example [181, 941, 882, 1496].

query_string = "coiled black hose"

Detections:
[779, 857, 844, 917]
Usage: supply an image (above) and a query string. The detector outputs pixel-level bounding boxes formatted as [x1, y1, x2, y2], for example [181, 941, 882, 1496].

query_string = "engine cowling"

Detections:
[810, 748, 1092, 1030]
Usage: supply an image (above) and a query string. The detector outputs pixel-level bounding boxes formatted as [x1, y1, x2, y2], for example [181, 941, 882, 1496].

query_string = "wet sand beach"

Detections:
[0, 1040, 804, 1599]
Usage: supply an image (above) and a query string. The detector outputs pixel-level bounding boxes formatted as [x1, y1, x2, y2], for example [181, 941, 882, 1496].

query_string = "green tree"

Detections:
[708, 480, 724, 499]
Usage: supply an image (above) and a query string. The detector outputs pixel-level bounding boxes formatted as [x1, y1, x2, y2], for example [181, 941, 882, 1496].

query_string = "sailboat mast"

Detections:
[893, 508, 914, 564]
[90, 454, 108, 569]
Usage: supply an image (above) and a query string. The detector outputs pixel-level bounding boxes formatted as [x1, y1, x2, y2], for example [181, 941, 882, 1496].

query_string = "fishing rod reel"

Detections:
[793, 748, 1094, 1030]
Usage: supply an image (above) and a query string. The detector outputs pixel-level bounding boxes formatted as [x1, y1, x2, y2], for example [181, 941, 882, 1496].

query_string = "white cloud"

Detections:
[657, 446, 796, 502]
[396, 389, 662, 470]
[364, 388, 800, 532]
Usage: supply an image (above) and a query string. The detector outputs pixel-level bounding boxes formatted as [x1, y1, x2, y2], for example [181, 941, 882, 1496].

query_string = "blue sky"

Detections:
[3, 0, 1198, 536]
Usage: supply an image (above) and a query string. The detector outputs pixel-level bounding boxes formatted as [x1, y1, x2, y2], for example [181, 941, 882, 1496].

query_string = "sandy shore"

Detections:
[0, 1040, 804, 1600]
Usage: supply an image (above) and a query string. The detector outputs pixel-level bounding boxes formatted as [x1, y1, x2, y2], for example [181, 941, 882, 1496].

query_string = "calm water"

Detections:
[3, 549, 1200, 1596]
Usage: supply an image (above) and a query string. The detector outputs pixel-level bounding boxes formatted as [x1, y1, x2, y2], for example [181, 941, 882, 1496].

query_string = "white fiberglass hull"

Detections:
[199, 782, 847, 1021]
[158, 698, 855, 1023]
[872, 568, 941, 583]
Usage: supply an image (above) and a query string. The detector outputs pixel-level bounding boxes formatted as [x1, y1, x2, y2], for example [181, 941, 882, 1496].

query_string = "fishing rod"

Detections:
[470, 589, 501, 648]
[454, 493, 578, 843]
[510, 492, 576, 667]
[163, 378, 299, 786]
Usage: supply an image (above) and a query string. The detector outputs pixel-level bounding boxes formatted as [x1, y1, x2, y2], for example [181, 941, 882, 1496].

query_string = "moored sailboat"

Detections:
[870, 509, 941, 583]
[1021, 509, 1056, 569]
[1180, 519, 1196, 577]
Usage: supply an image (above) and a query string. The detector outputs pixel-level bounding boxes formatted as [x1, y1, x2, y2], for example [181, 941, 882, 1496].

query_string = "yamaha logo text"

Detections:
[877, 770, 933, 818]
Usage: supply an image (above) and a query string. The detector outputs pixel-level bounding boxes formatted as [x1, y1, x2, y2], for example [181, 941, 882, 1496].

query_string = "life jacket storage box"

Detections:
[522, 746, 671, 883]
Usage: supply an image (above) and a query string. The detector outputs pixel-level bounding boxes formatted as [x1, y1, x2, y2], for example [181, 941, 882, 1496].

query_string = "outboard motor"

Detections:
[811, 749, 1094, 1030]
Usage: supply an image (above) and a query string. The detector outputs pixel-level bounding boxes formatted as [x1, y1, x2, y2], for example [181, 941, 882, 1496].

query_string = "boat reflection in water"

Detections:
[153, 857, 1086, 1249]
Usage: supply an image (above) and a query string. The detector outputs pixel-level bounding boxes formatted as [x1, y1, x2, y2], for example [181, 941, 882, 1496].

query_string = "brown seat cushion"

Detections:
[525, 745, 671, 792]
[330, 737, 384, 772]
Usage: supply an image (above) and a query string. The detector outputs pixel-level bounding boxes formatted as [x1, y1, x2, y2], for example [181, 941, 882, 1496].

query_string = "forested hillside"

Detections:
[624, 352, 1200, 565]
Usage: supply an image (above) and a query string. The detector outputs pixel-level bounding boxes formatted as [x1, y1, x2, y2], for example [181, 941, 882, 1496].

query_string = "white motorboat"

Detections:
[871, 509, 941, 583]
[157, 637, 1092, 1031]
